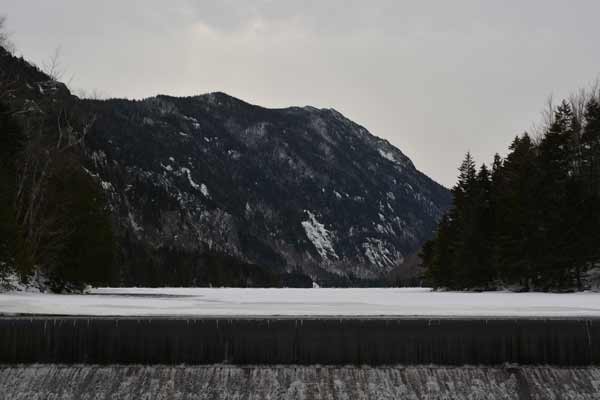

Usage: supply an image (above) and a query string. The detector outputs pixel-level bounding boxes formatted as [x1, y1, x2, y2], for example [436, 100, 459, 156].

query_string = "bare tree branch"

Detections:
[15, 107, 97, 274]
[42, 46, 65, 81]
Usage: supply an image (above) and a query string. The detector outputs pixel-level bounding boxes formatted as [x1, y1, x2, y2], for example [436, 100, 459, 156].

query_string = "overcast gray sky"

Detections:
[4, 1, 600, 186]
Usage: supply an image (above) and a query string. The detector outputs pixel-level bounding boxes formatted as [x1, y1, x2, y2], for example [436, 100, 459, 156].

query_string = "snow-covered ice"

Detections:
[1, 287, 600, 317]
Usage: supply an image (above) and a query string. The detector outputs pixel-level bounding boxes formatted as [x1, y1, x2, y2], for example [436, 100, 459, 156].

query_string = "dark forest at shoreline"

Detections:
[422, 93, 600, 291]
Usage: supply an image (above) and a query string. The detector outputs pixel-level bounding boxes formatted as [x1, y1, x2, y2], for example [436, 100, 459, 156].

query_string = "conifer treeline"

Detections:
[422, 95, 600, 291]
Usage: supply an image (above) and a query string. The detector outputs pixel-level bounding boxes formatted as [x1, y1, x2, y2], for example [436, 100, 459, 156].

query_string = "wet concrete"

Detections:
[0, 316, 598, 366]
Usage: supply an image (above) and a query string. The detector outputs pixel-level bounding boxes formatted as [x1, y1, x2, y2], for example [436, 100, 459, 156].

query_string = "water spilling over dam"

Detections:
[1, 365, 600, 399]
[1, 316, 599, 365]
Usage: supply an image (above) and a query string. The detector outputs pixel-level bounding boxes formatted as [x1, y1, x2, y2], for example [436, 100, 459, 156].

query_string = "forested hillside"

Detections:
[423, 94, 600, 291]
[0, 48, 115, 291]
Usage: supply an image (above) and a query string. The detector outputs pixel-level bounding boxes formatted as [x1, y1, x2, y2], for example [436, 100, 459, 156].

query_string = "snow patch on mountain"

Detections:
[200, 183, 210, 198]
[301, 211, 338, 260]
[180, 167, 200, 190]
[378, 149, 401, 164]
[362, 238, 403, 271]
[128, 212, 143, 233]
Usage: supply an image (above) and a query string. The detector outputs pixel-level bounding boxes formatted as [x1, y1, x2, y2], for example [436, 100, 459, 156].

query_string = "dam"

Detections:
[1, 288, 599, 398]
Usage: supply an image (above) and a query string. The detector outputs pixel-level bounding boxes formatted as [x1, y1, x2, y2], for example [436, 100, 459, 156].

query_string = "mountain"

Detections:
[1, 46, 451, 286]
[83, 94, 451, 284]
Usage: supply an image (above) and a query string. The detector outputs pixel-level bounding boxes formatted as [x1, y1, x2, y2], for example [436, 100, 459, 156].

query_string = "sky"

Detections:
[3, 1, 600, 187]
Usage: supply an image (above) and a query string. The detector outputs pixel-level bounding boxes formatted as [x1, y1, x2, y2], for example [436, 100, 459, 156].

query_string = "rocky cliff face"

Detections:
[83, 93, 450, 282]
[1, 46, 450, 285]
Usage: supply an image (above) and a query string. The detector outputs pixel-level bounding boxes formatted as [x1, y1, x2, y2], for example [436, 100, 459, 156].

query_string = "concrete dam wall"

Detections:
[1, 316, 599, 366]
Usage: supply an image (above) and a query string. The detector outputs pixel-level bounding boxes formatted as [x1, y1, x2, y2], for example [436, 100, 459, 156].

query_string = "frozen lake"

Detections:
[1, 287, 600, 316]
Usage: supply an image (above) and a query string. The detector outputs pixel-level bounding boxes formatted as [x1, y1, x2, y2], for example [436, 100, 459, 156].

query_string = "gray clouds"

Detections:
[4, 0, 600, 186]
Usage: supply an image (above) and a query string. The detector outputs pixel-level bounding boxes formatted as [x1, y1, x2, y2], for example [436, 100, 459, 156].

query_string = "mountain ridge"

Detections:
[1, 46, 451, 286]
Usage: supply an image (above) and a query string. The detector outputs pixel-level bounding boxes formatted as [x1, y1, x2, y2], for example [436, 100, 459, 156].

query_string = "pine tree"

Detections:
[424, 155, 496, 289]
[453, 152, 477, 205]
[488, 153, 504, 278]
[425, 215, 455, 288]
[536, 102, 577, 289]
[474, 164, 494, 284]
[495, 134, 539, 288]
[448, 153, 476, 288]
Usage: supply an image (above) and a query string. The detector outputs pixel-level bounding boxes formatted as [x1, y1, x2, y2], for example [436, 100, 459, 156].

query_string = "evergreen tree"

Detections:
[449, 153, 477, 288]
[471, 164, 494, 286]
[495, 134, 539, 288]
[423, 215, 455, 288]
[491, 153, 503, 184]
[536, 102, 577, 289]
[453, 152, 477, 205]
[488, 153, 504, 277]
